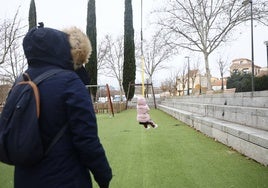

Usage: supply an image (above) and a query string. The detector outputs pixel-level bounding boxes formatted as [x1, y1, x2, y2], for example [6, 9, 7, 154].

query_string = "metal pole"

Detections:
[188, 59, 190, 95]
[250, 0, 255, 93]
[199, 72, 202, 94]
[141, 0, 145, 97]
[242, 0, 255, 94]
[185, 56, 190, 96]
[265, 41, 268, 68]
[267, 44, 268, 68]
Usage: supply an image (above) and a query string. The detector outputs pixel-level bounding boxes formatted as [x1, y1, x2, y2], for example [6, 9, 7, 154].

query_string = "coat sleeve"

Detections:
[64, 76, 112, 185]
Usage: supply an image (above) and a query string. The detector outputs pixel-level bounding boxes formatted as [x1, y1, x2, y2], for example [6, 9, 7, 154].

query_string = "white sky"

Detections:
[1, 0, 268, 88]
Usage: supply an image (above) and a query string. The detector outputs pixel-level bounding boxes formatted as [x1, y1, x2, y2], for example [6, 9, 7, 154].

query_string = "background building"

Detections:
[229, 58, 262, 75]
[175, 57, 268, 95]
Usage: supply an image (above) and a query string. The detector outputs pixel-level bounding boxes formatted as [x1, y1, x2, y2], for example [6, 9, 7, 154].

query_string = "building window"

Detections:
[242, 68, 249, 74]
[233, 69, 239, 74]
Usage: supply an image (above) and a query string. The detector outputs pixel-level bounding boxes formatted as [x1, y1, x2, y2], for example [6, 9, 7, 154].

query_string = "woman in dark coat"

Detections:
[75, 65, 90, 85]
[15, 25, 112, 188]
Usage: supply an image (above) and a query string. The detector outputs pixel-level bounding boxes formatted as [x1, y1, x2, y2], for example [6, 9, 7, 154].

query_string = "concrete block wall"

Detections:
[158, 91, 268, 166]
[169, 90, 268, 108]
[161, 91, 268, 131]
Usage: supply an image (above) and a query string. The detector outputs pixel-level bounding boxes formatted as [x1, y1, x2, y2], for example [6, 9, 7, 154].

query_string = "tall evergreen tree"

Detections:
[123, 0, 136, 100]
[86, 0, 97, 101]
[28, 0, 37, 30]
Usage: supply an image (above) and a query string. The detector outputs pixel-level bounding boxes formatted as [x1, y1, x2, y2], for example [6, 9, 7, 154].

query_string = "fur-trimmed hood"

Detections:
[137, 96, 147, 105]
[62, 26, 92, 70]
[23, 25, 91, 70]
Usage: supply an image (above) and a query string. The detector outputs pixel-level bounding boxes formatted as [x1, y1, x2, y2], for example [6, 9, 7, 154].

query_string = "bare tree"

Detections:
[155, 0, 268, 90]
[137, 30, 175, 82]
[160, 79, 172, 95]
[1, 9, 20, 65]
[101, 35, 124, 100]
[179, 63, 189, 96]
[189, 60, 201, 93]
[160, 70, 179, 96]
[160, 79, 173, 96]
[0, 9, 27, 84]
[217, 57, 230, 90]
[97, 37, 109, 73]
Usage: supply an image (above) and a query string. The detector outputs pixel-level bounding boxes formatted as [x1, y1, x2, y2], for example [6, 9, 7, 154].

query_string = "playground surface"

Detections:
[1, 109, 268, 188]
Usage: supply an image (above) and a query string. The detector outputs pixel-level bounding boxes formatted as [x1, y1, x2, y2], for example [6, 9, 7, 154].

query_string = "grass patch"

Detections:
[1, 109, 268, 188]
[0, 162, 14, 187]
[96, 109, 268, 188]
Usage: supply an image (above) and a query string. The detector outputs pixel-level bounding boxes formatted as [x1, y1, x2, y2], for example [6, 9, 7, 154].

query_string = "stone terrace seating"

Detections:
[158, 91, 268, 166]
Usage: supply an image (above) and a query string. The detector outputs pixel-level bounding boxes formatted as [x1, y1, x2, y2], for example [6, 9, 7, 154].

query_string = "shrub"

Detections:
[226, 73, 268, 92]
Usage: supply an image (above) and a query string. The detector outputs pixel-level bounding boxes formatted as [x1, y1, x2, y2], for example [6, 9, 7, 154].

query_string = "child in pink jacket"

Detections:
[136, 96, 158, 129]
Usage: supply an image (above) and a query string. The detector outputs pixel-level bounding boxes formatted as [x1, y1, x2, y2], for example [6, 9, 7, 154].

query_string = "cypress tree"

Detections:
[123, 0, 136, 100]
[86, 0, 98, 101]
[28, 0, 37, 30]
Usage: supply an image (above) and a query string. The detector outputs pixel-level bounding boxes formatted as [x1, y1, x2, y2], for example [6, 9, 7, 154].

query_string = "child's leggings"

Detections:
[139, 121, 156, 128]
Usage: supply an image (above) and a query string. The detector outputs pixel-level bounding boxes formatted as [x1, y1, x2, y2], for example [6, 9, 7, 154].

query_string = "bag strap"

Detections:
[32, 69, 70, 156]
[33, 69, 67, 85]
[18, 78, 41, 117]
[16, 69, 67, 117]
[11, 69, 69, 156]
[45, 123, 68, 156]
[30, 69, 69, 156]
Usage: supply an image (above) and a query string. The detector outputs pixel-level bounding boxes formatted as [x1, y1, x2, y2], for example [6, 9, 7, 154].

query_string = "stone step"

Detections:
[166, 90, 268, 108]
[160, 101, 268, 131]
[158, 104, 268, 166]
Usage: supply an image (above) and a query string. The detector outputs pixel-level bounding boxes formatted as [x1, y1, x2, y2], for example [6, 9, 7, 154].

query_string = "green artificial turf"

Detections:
[0, 162, 14, 187]
[95, 109, 268, 188]
[1, 109, 268, 188]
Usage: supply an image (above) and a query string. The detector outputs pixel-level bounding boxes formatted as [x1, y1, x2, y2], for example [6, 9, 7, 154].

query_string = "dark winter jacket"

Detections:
[14, 26, 112, 188]
[75, 66, 90, 85]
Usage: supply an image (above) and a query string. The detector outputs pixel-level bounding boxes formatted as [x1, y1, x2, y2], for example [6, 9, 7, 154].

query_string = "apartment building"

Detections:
[229, 58, 262, 75]
[175, 58, 268, 95]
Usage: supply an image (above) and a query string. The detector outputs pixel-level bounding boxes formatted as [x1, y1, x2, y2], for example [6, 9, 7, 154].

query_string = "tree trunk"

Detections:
[86, 0, 97, 101]
[221, 73, 224, 90]
[119, 81, 124, 101]
[204, 53, 212, 90]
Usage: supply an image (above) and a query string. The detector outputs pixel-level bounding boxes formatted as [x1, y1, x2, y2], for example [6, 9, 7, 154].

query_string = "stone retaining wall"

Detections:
[158, 91, 268, 166]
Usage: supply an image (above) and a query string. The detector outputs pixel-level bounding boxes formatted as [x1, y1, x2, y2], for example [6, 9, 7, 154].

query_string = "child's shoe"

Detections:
[154, 124, 158, 128]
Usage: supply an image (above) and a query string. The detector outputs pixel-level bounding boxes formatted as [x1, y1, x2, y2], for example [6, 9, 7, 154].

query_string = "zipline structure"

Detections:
[86, 84, 114, 117]
[140, 0, 145, 97]
[126, 82, 157, 109]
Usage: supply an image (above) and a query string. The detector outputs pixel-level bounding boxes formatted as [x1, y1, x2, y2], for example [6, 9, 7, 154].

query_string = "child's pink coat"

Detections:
[136, 97, 151, 123]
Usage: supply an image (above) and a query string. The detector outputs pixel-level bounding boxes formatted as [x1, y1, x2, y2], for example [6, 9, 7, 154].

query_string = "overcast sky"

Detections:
[1, 0, 268, 87]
